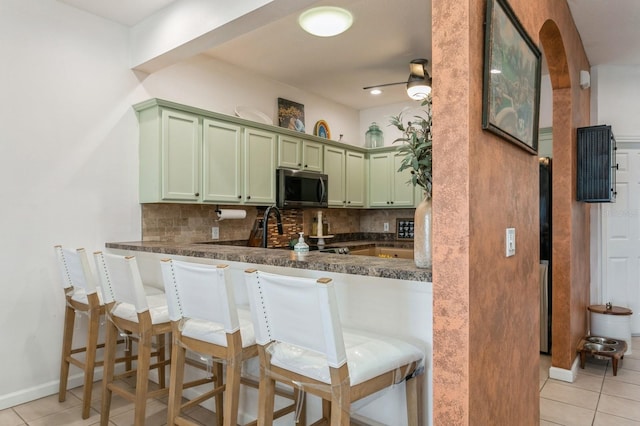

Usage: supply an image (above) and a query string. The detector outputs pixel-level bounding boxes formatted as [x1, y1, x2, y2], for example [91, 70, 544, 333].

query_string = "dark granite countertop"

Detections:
[105, 241, 431, 283]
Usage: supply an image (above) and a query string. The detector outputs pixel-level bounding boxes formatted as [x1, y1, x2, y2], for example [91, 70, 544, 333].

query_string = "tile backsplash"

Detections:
[141, 204, 415, 243]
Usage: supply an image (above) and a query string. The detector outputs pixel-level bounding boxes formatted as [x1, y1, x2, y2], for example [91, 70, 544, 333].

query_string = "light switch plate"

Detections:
[212, 226, 219, 240]
[506, 228, 515, 257]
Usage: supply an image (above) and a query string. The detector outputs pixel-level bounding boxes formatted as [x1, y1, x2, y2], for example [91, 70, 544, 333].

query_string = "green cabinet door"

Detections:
[302, 140, 323, 172]
[392, 151, 416, 207]
[345, 150, 365, 207]
[202, 119, 243, 203]
[245, 128, 277, 204]
[324, 146, 346, 206]
[368, 152, 393, 207]
[160, 109, 200, 201]
[277, 135, 302, 169]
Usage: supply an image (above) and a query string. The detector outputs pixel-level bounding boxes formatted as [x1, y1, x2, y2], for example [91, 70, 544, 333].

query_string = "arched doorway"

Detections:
[539, 19, 590, 374]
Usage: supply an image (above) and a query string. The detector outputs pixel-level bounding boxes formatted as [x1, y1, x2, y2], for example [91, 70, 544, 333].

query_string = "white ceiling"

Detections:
[59, 0, 640, 110]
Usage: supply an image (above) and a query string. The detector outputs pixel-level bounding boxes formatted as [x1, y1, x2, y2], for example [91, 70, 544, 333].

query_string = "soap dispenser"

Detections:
[293, 232, 309, 254]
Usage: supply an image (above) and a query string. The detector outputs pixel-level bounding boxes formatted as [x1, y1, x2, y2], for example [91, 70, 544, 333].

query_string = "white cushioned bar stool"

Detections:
[94, 251, 173, 426]
[55, 245, 130, 419]
[160, 259, 303, 426]
[244, 269, 425, 426]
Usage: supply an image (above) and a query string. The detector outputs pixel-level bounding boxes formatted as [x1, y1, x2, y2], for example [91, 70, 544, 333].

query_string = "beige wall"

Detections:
[431, 0, 590, 424]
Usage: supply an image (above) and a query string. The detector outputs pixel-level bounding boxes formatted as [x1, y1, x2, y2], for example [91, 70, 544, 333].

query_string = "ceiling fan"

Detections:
[363, 58, 432, 100]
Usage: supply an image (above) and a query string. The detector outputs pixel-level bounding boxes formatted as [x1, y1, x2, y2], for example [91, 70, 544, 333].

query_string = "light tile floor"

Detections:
[2, 337, 639, 425]
[540, 336, 640, 425]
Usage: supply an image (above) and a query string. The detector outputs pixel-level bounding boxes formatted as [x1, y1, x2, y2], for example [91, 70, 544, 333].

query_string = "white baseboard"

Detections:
[549, 356, 579, 383]
[0, 369, 104, 411]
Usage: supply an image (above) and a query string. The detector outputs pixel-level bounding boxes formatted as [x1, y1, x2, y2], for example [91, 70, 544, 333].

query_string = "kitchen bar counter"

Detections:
[105, 241, 432, 282]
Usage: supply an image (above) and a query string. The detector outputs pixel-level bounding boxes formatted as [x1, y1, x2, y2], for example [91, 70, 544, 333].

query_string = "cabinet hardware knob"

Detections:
[247, 196, 251, 200]
[347, 201, 351, 204]
[304, 164, 308, 168]
[390, 201, 394, 204]
[298, 163, 302, 166]
[237, 195, 242, 199]
[386, 201, 390, 204]
[195, 193, 199, 196]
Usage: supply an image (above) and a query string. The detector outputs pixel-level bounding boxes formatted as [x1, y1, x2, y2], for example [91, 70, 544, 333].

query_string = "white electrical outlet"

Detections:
[506, 228, 515, 257]
[383, 222, 389, 232]
[211, 226, 219, 240]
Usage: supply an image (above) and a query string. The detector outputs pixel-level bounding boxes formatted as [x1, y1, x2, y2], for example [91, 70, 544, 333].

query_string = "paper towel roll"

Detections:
[216, 209, 247, 220]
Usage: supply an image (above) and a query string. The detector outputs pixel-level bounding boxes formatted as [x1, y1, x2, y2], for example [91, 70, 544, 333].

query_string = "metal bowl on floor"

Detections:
[587, 336, 619, 345]
[584, 342, 616, 352]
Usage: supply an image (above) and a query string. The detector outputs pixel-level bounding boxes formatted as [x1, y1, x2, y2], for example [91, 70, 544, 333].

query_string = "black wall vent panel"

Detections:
[577, 125, 617, 203]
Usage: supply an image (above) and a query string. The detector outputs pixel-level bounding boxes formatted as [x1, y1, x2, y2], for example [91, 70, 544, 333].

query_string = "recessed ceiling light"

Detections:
[299, 6, 353, 37]
[370, 89, 382, 95]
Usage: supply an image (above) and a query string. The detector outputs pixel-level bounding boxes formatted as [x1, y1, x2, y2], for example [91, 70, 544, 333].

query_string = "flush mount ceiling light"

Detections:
[298, 6, 353, 37]
[362, 58, 432, 100]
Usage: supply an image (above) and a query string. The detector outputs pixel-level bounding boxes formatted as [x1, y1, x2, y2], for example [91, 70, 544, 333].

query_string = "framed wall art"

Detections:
[277, 98, 305, 133]
[482, 0, 541, 154]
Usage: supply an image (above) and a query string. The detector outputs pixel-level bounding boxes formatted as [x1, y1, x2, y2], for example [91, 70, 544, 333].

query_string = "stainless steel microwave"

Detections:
[276, 168, 328, 208]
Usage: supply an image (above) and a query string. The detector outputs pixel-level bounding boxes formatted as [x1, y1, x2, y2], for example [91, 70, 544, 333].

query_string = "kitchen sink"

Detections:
[350, 247, 414, 259]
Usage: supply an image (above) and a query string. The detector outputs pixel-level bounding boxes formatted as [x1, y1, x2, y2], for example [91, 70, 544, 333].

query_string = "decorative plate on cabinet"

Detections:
[313, 120, 331, 139]
[235, 106, 273, 125]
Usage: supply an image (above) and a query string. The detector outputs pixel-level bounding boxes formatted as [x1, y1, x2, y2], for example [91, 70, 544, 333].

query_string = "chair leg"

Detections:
[214, 362, 224, 426]
[321, 398, 331, 423]
[81, 307, 100, 419]
[329, 365, 350, 426]
[134, 330, 152, 426]
[295, 389, 307, 426]
[223, 356, 241, 426]
[257, 373, 276, 426]
[157, 333, 167, 389]
[100, 319, 118, 426]
[58, 304, 76, 403]
[406, 371, 424, 426]
[167, 336, 186, 426]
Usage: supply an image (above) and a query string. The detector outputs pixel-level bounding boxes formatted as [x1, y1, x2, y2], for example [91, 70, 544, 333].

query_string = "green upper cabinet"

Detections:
[323, 146, 346, 207]
[138, 107, 200, 202]
[137, 100, 276, 205]
[392, 152, 417, 207]
[278, 136, 323, 172]
[323, 146, 364, 207]
[135, 99, 416, 210]
[244, 127, 277, 204]
[161, 109, 201, 201]
[345, 150, 365, 207]
[368, 150, 415, 207]
[202, 119, 242, 203]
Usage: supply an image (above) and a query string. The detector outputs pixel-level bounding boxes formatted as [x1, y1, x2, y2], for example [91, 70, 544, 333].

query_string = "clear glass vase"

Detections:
[414, 195, 432, 268]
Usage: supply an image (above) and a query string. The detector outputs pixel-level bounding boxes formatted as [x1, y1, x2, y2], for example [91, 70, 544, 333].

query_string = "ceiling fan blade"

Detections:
[362, 59, 431, 92]
[362, 81, 406, 90]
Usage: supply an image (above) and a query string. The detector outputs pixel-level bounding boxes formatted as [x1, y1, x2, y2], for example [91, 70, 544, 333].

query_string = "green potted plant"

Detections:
[389, 94, 432, 268]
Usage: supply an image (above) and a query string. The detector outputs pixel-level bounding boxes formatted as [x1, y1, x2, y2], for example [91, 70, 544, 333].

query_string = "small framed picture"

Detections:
[396, 218, 415, 240]
[277, 98, 305, 133]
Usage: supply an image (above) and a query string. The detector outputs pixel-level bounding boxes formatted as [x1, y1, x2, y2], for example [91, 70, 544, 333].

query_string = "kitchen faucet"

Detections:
[262, 205, 283, 248]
